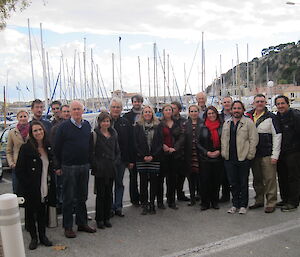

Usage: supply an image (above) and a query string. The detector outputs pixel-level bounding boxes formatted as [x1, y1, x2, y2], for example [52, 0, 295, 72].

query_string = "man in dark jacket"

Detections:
[30, 99, 52, 133]
[123, 94, 143, 206]
[275, 95, 300, 212]
[50, 100, 62, 126]
[219, 96, 233, 202]
[171, 101, 189, 202]
[110, 97, 135, 216]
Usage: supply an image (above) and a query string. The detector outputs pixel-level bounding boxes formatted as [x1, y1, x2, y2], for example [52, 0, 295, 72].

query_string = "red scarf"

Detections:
[205, 119, 220, 149]
[17, 123, 29, 141]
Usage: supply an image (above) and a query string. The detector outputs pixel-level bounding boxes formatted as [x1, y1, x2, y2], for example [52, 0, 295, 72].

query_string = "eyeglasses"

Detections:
[52, 107, 60, 110]
[255, 100, 265, 103]
[189, 110, 198, 113]
[111, 106, 121, 109]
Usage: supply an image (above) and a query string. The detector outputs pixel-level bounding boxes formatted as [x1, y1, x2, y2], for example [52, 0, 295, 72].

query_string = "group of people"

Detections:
[5, 92, 300, 250]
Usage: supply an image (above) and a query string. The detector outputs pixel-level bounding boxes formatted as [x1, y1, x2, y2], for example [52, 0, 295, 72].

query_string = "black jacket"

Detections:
[183, 118, 201, 174]
[15, 141, 56, 208]
[133, 123, 163, 162]
[112, 116, 134, 163]
[123, 109, 140, 126]
[197, 121, 223, 162]
[157, 119, 185, 160]
[91, 127, 120, 179]
[277, 108, 300, 155]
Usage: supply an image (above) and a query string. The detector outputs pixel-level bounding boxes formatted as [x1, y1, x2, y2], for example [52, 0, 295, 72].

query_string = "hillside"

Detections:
[207, 41, 300, 95]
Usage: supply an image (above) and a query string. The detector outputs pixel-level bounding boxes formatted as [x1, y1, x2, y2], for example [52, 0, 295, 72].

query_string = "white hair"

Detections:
[70, 100, 84, 110]
[110, 97, 123, 108]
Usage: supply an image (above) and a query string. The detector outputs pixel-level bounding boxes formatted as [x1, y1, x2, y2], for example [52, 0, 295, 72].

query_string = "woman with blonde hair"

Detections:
[134, 105, 162, 214]
[6, 109, 30, 194]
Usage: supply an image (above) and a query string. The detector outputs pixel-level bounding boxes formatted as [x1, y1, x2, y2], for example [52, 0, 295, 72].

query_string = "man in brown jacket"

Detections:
[221, 100, 259, 215]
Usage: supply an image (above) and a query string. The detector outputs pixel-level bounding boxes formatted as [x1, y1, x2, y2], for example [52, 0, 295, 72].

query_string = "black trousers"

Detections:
[95, 177, 113, 222]
[129, 165, 140, 204]
[140, 172, 158, 205]
[176, 160, 186, 198]
[159, 155, 178, 205]
[200, 161, 223, 207]
[26, 201, 47, 239]
[220, 165, 230, 199]
[188, 172, 199, 201]
[277, 152, 300, 206]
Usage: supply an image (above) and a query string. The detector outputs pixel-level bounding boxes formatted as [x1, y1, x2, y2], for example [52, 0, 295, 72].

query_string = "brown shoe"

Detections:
[64, 228, 76, 238]
[78, 225, 96, 233]
[249, 203, 264, 209]
[265, 207, 276, 213]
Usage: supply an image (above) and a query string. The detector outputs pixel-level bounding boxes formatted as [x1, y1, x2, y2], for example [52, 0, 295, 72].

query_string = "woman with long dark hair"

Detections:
[134, 105, 162, 215]
[197, 106, 223, 210]
[184, 104, 201, 206]
[16, 121, 56, 250]
[157, 104, 184, 209]
[91, 112, 120, 229]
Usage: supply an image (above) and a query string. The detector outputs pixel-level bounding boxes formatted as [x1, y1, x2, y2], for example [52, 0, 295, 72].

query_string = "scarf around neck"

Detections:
[205, 118, 220, 149]
[17, 123, 29, 141]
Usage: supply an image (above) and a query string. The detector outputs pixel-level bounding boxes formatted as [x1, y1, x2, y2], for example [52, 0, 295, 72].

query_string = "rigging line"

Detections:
[169, 59, 183, 105]
[92, 61, 110, 103]
[156, 47, 172, 102]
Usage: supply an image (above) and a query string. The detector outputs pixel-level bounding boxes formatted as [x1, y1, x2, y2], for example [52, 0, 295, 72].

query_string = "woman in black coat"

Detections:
[16, 121, 56, 250]
[156, 104, 185, 210]
[134, 105, 162, 215]
[197, 106, 223, 211]
[184, 105, 201, 206]
[91, 112, 120, 229]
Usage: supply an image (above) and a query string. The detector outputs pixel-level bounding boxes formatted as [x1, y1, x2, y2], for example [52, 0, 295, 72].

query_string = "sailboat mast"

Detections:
[27, 19, 36, 99]
[112, 53, 115, 95]
[201, 31, 204, 92]
[119, 37, 123, 102]
[138, 56, 142, 95]
[83, 37, 87, 101]
[40, 23, 48, 110]
[147, 57, 151, 98]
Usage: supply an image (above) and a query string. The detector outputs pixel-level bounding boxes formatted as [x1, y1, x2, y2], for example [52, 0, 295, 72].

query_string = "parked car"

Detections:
[0, 124, 15, 180]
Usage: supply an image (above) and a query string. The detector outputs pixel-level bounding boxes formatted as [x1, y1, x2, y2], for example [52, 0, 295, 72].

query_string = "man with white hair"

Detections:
[110, 97, 134, 217]
[196, 92, 207, 120]
[54, 100, 96, 238]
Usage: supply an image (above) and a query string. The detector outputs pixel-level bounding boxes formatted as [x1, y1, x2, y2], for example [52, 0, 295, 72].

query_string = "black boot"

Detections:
[39, 235, 53, 247]
[149, 203, 156, 214]
[141, 204, 149, 215]
[29, 238, 38, 250]
[188, 198, 196, 206]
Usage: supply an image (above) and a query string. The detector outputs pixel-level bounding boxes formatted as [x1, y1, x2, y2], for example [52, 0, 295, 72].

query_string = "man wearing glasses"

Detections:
[247, 94, 282, 213]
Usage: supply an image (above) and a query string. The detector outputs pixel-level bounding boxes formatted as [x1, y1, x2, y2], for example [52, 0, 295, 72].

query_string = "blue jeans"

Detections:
[225, 160, 250, 208]
[62, 164, 90, 229]
[112, 160, 126, 211]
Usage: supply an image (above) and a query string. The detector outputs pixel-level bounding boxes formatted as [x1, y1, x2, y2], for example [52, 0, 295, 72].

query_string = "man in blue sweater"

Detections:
[54, 100, 96, 238]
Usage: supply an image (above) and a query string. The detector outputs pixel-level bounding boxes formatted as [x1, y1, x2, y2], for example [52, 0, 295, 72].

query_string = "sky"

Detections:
[0, 0, 300, 102]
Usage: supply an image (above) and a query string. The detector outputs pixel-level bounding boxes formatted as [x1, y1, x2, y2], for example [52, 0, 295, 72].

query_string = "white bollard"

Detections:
[0, 194, 25, 257]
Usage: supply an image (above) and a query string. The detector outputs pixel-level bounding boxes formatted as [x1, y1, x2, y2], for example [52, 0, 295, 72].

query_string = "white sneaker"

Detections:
[227, 206, 237, 214]
[239, 207, 247, 214]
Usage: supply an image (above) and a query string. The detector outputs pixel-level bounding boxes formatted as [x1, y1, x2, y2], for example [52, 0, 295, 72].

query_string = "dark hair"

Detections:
[171, 101, 182, 111]
[29, 120, 49, 151]
[31, 99, 43, 109]
[97, 112, 111, 126]
[205, 106, 220, 120]
[231, 100, 245, 111]
[254, 94, 266, 99]
[275, 95, 289, 105]
[60, 104, 69, 111]
[131, 94, 143, 103]
[51, 100, 62, 108]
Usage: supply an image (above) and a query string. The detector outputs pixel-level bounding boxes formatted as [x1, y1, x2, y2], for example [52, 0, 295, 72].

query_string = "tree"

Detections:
[0, 0, 31, 30]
